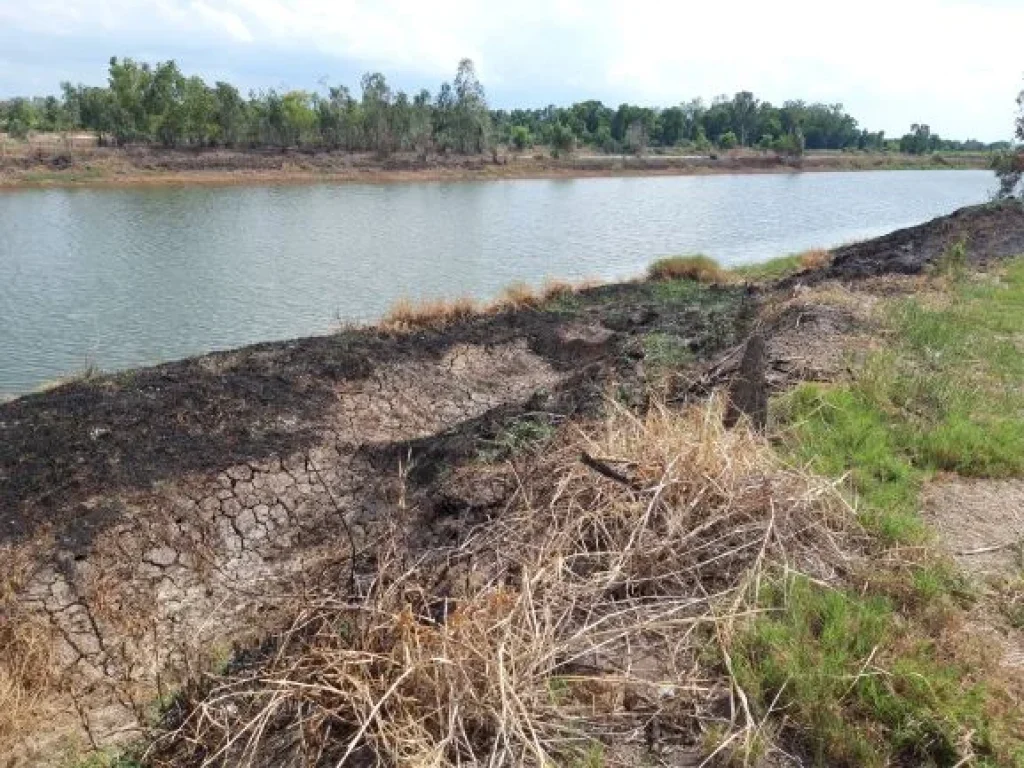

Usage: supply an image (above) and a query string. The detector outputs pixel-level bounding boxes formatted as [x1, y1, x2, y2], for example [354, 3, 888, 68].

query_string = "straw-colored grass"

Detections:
[798, 247, 831, 270]
[382, 296, 480, 330]
[149, 397, 860, 766]
[647, 255, 727, 284]
[0, 542, 60, 756]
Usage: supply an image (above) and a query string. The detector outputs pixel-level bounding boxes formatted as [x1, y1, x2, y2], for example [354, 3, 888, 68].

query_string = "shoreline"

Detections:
[0, 148, 992, 190]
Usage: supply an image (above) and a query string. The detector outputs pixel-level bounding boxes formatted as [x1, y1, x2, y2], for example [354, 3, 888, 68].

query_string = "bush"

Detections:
[509, 125, 530, 151]
[718, 131, 738, 150]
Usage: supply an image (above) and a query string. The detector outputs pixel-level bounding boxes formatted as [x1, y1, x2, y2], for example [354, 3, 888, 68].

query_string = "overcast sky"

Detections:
[1, 0, 1020, 141]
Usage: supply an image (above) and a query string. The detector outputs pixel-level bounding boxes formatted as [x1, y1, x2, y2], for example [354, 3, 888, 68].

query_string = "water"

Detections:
[0, 170, 995, 395]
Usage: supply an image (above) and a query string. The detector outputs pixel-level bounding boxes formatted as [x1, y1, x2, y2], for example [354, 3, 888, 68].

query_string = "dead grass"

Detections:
[381, 278, 601, 331]
[798, 248, 831, 270]
[148, 397, 860, 766]
[648, 255, 727, 284]
[382, 296, 480, 330]
[0, 541, 61, 756]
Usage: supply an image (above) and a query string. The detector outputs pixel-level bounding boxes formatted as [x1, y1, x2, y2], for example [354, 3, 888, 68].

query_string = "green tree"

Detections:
[995, 87, 1024, 199]
[718, 131, 738, 150]
[451, 58, 491, 153]
[549, 122, 575, 157]
[510, 125, 531, 151]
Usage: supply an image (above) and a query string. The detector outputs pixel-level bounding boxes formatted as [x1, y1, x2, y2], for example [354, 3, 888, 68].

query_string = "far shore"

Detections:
[0, 145, 993, 190]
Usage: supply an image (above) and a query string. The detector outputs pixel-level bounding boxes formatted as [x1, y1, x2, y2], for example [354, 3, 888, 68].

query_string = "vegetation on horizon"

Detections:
[0, 57, 1007, 158]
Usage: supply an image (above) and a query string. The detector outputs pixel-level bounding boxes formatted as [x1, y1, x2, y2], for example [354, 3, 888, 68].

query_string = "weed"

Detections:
[773, 257, 1024, 542]
[933, 238, 968, 281]
[383, 295, 479, 330]
[478, 414, 556, 462]
[641, 332, 694, 371]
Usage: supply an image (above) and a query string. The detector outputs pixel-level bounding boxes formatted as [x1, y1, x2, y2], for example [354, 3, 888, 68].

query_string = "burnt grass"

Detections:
[0, 279, 750, 550]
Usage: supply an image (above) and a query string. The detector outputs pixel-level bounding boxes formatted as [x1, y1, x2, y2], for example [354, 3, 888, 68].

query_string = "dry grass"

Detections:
[0, 541, 61, 756]
[494, 281, 541, 310]
[382, 296, 480, 330]
[648, 255, 727, 284]
[381, 278, 602, 331]
[149, 397, 861, 767]
[798, 248, 831, 270]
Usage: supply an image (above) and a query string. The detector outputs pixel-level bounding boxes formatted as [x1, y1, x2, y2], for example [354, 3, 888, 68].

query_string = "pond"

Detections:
[0, 169, 995, 394]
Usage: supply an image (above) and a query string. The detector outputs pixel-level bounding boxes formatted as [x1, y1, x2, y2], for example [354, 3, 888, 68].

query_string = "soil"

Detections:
[3, 201, 1023, 765]
[820, 200, 1024, 280]
[0, 145, 989, 189]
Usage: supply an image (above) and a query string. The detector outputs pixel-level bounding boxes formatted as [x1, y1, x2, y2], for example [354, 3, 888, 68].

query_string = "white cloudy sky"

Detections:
[1, 0, 1021, 141]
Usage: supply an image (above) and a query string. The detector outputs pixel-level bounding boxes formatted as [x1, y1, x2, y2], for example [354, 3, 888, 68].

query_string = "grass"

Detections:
[477, 414, 557, 462]
[731, 248, 832, 281]
[642, 331, 694, 371]
[734, 576, 1019, 767]
[647, 254, 726, 283]
[773, 258, 1024, 543]
[738, 258, 1024, 765]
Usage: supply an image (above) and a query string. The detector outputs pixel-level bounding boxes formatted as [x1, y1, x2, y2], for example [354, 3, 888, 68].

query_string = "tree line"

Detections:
[0, 56, 1007, 157]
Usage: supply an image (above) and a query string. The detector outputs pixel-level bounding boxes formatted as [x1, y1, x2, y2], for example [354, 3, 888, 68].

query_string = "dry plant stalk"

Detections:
[149, 397, 862, 767]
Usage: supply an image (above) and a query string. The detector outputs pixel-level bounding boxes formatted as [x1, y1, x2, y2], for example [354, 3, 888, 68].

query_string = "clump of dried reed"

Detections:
[148, 396, 862, 767]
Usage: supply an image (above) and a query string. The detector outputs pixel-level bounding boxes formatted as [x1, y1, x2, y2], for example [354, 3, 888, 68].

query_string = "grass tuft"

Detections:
[648, 254, 726, 283]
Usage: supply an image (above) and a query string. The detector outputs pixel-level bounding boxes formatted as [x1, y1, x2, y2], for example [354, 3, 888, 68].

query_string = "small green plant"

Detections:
[642, 332, 694, 371]
[478, 415, 556, 462]
[933, 238, 968, 280]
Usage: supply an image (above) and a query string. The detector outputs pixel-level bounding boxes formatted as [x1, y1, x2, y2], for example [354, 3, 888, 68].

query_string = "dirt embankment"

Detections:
[0, 145, 990, 189]
[3, 201, 1023, 765]
[0, 278, 751, 762]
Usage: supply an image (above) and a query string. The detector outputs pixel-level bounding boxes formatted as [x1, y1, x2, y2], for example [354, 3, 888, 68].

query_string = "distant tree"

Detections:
[730, 91, 759, 146]
[900, 123, 935, 155]
[624, 120, 648, 155]
[510, 125, 531, 151]
[718, 131, 738, 150]
[995, 86, 1024, 199]
[549, 122, 575, 158]
[451, 59, 491, 154]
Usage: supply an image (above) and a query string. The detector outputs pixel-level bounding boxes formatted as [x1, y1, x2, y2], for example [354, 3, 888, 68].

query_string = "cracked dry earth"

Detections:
[0, 290, 748, 766]
[2, 341, 565, 762]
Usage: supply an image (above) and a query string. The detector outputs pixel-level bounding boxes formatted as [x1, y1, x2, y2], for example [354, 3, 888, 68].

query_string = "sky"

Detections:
[0, 0, 1021, 142]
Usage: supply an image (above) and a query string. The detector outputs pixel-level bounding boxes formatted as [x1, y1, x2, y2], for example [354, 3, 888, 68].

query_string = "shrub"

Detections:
[718, 131, 738, 150]
[647, 255, 725, 284]
[549, 123, 575, 158]
[509, 125, 530, 151]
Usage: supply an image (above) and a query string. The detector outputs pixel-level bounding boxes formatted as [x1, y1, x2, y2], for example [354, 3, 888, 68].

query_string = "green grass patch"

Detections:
[773, 258, 1024, 542]
[642, 331, 695, 371]
[731, 253, 803, 281]
[748, 260, 1024, 764]
[478, 414, 557, 462]
[735, 576, 1022, 767]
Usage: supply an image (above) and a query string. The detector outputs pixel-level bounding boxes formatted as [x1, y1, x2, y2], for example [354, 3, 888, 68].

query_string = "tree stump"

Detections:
[724, 330, 767, 431]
